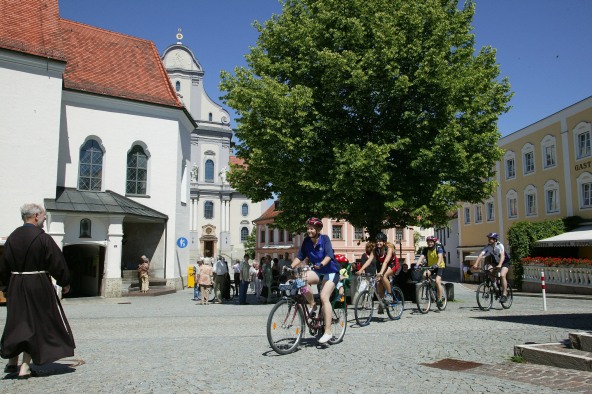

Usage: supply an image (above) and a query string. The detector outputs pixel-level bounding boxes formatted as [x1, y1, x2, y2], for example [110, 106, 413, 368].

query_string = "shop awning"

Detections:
[464, 253, 481, 261]
[535, 226, 592, 247]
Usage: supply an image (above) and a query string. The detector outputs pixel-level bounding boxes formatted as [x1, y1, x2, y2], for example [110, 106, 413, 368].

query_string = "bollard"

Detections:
[541, 270, 547, 311]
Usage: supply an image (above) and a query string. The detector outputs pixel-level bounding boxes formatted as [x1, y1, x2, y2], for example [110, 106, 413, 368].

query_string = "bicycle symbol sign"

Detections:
[177, 237, 188, 248]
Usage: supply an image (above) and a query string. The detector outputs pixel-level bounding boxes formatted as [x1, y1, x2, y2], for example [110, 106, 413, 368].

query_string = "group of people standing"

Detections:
[192, 253, 293, 306]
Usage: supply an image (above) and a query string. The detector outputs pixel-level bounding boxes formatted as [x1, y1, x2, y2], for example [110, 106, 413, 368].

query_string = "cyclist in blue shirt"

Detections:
[291, 217, 341, 344]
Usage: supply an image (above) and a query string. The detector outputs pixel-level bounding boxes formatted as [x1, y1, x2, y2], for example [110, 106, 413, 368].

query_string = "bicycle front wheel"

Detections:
[267, 299, 304, 355]
[501, 286, 513, 309]
[476, 283, 493, 311]
[386, 286, 404, 320]
[354, 290, 373, 326]
[416, 282, 431, 314]
[328, 301, 347, 344]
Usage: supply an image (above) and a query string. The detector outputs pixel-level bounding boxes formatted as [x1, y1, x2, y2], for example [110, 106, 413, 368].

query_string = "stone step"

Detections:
[514, 341, 592, 372]
[127, 287, 176, 297]
[569, 331, 592, 352]
[129, 280, 167, 289]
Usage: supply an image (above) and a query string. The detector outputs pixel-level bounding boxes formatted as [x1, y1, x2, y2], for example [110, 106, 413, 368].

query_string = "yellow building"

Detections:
[458, 96, 592, 261]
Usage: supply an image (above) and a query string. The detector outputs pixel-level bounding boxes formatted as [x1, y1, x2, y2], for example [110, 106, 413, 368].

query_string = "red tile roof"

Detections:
[253, 201, 280, 223]
[0, 0, 65, 61]
[0, 0, 182, 108]
[60, 20, 181, 108]
[229, 156, 245, 166]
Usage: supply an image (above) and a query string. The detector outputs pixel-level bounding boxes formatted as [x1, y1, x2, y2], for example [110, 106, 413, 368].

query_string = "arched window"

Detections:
[208, 112, 213, 122]
[241, 203, 249, 217]
[524, 185, 538, 217]
[78, 139, 103, 191]
[80, 218, 91, 238]
[205, 159, 214, 182]
[544, 179, 560, 214]
[521, 143, 535, 175]
[175, 81, 181, 92]
[506, 189, 518, 219]
[126, 145, 148, 195]
[204, 201, 214, 219]
[240, 227, 249, 242]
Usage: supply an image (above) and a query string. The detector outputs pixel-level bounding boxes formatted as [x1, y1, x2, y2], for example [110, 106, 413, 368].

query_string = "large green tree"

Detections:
[221, 0, 512, 236]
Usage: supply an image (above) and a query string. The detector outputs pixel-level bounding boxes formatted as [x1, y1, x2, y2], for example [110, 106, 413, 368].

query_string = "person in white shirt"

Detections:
[232, 260, 240, 297]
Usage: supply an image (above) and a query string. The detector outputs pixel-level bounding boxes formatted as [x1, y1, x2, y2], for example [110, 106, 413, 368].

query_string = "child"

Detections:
[334, 254, 350, 300]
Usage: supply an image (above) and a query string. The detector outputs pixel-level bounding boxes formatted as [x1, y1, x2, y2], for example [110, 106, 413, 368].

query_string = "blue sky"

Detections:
[59, 0, 592, 137]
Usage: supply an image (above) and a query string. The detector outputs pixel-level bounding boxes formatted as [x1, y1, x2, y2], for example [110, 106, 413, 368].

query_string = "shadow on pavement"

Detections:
[472, 313, 592, 330]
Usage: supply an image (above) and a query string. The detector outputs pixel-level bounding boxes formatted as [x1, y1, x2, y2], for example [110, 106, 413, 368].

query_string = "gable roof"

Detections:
[0, 0, 65, 61]
[0, 0, 183, 109]
[253, 201, 280, 223]
[60, 19, 182, 108]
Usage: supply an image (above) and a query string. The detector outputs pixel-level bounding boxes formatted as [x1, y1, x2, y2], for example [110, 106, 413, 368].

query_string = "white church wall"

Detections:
[61, 92, 192, 284]
[0, 52, 65, 238]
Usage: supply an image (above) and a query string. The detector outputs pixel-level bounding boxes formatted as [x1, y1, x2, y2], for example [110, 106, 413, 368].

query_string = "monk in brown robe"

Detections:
[0, 203, 75, 379]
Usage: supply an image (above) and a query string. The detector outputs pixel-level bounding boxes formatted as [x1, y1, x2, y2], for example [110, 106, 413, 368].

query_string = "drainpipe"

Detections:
[163, 219, 168, 281]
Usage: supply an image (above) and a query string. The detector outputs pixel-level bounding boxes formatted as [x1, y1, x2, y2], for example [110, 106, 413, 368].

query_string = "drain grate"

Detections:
[421, 358, 483, 371]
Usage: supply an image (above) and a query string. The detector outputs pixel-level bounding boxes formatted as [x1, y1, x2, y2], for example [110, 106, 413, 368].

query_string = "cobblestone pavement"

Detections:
[1, 283, 591, 393]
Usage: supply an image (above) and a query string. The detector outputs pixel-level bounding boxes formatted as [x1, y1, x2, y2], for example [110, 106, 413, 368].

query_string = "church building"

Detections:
[0, 0, 261, 297]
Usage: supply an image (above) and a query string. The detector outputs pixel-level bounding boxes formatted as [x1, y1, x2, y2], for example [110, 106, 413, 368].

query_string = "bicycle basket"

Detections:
[295, 278, 306, 289]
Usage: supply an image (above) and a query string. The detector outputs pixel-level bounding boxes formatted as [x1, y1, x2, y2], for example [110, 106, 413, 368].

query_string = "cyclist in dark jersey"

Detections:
[356, 232, 398, 312]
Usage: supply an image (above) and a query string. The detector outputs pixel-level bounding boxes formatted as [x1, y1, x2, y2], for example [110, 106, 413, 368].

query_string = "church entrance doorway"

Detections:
[62, 244, 105, 297]
[204, 241, 214, 257]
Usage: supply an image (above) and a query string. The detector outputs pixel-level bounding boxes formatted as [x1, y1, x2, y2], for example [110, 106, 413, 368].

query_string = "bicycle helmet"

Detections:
[375, 232, 387, 242]
[426, 236, 438, 243]
[486, 232, 499, 240]
[306, 217, 323, 229]
[334, 254, 349, 264]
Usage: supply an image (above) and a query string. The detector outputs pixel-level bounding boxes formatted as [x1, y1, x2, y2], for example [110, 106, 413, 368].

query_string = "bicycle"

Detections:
[475, 266, 513, 310]
[415, 266, 447, 314]
[354, 273, 404, 326]
[266, 266, 347, 355]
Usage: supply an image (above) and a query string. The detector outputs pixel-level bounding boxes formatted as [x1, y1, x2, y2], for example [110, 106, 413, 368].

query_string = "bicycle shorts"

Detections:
[429, 266, 444, 278]
[318, 272, 340, 286]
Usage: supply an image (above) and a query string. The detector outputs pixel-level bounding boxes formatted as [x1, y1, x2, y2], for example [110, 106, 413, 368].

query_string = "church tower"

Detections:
[162, 29, 261, 262]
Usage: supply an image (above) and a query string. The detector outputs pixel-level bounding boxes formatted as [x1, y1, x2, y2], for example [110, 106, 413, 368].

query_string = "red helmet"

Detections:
[334, 254, 349, 264]
[306, 217, 323, 229]
[426, 236, 438, 243]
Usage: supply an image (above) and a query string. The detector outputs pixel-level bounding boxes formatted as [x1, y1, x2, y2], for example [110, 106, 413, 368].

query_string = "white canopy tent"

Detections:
[535, 225, 592, 247]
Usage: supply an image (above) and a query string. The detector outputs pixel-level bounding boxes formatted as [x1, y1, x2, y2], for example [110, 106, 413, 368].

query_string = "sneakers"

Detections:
[384, 294, 393, 304]
[318, 333, 333, 344]
[500, 295, 508, 303]
[436, 298, 444, 307]
[308, 304, 317, 318]
[377, 305, 384, 314]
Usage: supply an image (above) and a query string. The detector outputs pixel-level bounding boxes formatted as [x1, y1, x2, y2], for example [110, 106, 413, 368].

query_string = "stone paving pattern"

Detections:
[1, 282, 591, 393]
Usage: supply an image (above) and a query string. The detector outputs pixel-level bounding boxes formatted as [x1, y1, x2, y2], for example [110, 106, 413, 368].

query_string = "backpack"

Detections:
[437, 242, 447, 267]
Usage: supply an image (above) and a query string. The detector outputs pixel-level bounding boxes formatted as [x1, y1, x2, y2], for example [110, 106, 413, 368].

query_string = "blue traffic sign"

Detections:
[177, 237, 188, 248]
